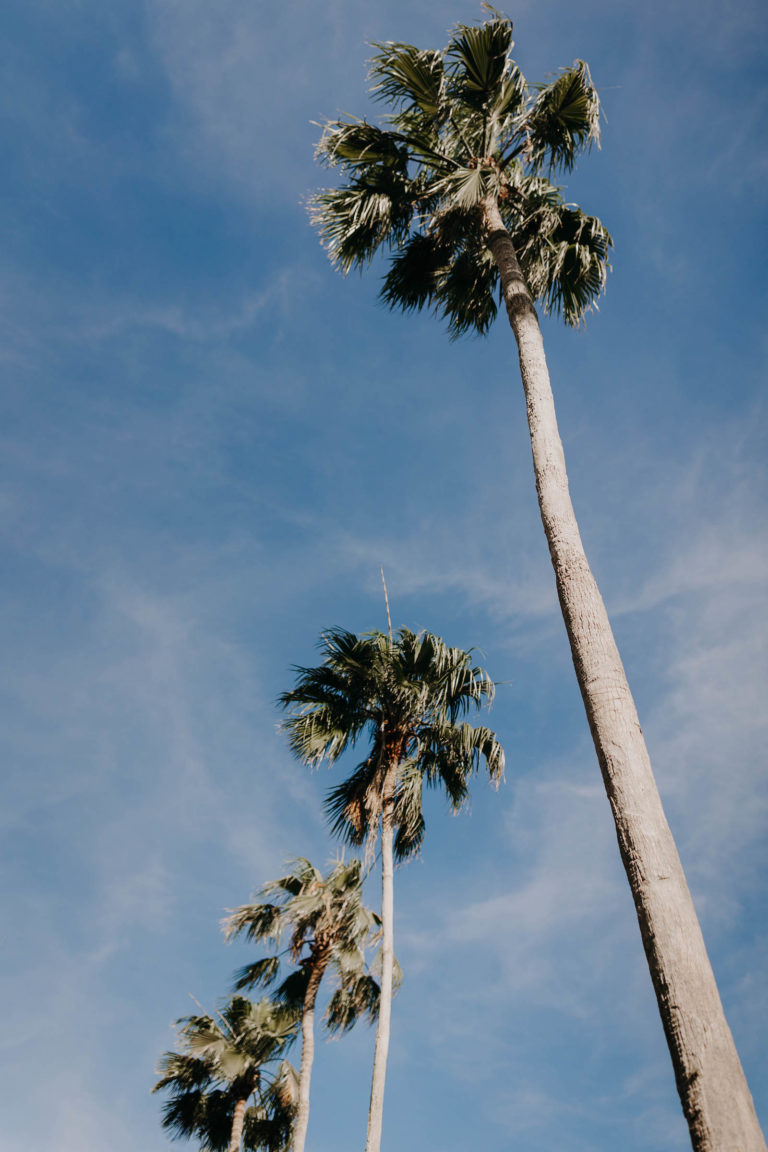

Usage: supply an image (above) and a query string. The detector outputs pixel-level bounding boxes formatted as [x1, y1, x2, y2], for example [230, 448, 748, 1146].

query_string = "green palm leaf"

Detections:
[369, 43, 445, 119]
[525, 61, 601, 174]
[446, 16, 514, 113]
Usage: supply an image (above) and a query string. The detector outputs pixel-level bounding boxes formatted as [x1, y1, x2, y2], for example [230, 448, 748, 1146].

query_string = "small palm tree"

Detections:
[280, 627, 504, 1152]
[309, 13, 765, 1151]
[153, 996, 298, 1152]
[224, 857, 382, 1152]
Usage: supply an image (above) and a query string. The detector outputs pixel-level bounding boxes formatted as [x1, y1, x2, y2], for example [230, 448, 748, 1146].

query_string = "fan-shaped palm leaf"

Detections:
[526, 61, 601, 174]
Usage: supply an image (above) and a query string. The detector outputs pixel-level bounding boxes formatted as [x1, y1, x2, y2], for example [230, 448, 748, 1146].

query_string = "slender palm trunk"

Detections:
[228, 1096, 248, 1152]
[483, 197, 765, 1152]
[365, 782, 396, 1152]
[293, 957, 327, 1152]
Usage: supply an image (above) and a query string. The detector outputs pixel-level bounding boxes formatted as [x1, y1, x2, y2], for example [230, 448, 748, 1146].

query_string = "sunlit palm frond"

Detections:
[431, 160, 508, 211]
[272, 967, 311, 1013]
[369, 42, 445, 120]
[511, 189, 612, 325]
[315, 119, 408, 171]
[524, 60, 601, 174]
[223, 902, 282, 946]
[309, 168, 415, 275]
[445, 15, 515, 115]
[231, 956, 281, 993]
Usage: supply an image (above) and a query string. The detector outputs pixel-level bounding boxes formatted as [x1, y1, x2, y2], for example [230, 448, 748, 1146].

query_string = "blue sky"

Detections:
[1, 1, 766, 1149]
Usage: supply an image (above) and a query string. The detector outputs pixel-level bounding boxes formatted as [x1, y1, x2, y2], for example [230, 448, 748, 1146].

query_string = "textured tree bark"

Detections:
[292, 956, 327, 1152]
[365, 777, 396, 1152]
[482, 196, 766, 1152]
[228, 1096, 248, 1152]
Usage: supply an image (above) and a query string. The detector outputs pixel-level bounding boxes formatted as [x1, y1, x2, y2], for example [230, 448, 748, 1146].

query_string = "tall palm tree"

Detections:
[280, 626, 504, 1152]
[308, 13, 765, 1152]
[224, 857, 383, 1152]
[153, 996, 298, 1152]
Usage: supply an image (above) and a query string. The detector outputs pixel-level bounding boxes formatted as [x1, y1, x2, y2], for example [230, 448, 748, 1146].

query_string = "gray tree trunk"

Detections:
[228, 1096, 247, 1152]
[482, 196, 765, 1152]
[365, 785, 396, 1152]
[292, 960, 325, 1152]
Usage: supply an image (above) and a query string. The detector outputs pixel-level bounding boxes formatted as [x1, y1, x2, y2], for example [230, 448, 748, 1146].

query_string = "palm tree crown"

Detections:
[311, 9, 611, 336]
[224, 857, 382, 1033]
[281, 627, 504, 859]
[153, 996, 298, 1152]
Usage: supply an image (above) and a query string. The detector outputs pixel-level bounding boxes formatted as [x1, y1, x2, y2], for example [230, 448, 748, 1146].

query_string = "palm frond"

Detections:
[326, 972, 381, 1033]
[316, 119, 408, 171]
[309, 169, 415, 275]
[446, 15, 515, 114]
[429, 164, 497, 210]
[369, 42, 445, 119]
[224, 903, 282, 946]
[154, 1050, 215, 1094]
[511, 188, 612, 325]
[525, 60, 601, 174]
[232, 956, 281, 993]
[380, 231, 446, 313]
[392, 758, 425, 859]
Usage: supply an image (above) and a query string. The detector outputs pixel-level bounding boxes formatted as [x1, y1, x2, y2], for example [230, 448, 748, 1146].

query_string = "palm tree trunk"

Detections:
[482, 196, 765, 1152]
[228, 1096, 248, 1152]
[365, 782, 396, 1152]
[292, 959, 326, 1152]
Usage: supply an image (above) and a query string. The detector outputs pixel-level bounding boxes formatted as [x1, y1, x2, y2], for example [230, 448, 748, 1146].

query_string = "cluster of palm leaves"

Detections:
[154, 996, 298, 1152]
[154, 626, 503, 1152]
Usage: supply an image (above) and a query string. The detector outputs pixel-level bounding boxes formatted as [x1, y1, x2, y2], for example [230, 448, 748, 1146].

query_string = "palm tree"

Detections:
[307, 12, 765, 1152]
[224, 857, 383, 1152]
[153, 996, 298, 1152]
[280, 626, 504, 1152]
